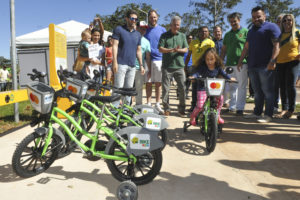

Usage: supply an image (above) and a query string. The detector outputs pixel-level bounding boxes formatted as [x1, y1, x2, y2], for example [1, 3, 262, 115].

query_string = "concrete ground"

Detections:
[0, 87, 300, 200]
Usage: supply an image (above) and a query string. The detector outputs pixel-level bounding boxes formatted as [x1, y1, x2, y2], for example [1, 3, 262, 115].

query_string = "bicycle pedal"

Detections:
[83, 140, 107, 161]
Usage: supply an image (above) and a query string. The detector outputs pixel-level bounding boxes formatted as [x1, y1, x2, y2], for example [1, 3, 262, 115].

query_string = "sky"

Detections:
[1, 0, 300, 59]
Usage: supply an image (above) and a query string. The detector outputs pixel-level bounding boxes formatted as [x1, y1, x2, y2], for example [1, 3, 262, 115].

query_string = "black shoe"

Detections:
[186, 96, 190, 100]
[188, 107, 194, 112]
[236, 110, 244, 116]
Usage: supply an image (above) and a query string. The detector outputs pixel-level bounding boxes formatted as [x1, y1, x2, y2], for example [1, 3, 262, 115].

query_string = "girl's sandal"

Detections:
[274, 110, 288, 119]
[283, 111, 293, 119]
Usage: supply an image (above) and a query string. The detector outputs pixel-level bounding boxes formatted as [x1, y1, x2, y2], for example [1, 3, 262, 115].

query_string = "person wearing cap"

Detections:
[158, 16, 188, 117]
[134, 21, 151, 105]
[111, 9, 143, 107]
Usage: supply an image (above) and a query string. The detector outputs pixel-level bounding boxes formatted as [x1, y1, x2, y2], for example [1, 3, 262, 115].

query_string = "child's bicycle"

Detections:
[57, 73, 168, 158]
[183, 74, 237, 153]
[12, 73, 165, 185]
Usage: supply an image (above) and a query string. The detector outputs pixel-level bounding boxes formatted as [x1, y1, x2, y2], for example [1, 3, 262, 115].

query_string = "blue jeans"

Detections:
[248, 68, 275, 117]
[112, 64, 136, 107]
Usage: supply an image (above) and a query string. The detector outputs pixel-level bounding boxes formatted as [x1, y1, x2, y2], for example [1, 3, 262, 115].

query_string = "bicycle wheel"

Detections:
[205, 112, 218, 153]
[116, 181, 138, 200]
[57, 117, 82, 159]
[106, 136, 162, 185]
[12, 132, 61, 178]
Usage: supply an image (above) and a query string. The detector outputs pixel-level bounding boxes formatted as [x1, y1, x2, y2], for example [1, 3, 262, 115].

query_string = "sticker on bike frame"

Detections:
[206, 79, 225, 96]
[141, 108, 154, 114]
[130, 134, 150, 150]
[44, 94, 53, 104]
[145, 117, 161, 130]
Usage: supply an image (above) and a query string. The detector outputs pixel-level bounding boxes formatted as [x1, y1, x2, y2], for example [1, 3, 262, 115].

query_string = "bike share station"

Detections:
[7, 23, 173, 200]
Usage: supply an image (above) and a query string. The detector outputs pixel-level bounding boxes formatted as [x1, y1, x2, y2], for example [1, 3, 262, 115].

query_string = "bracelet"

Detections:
[270, 59, 276, 63]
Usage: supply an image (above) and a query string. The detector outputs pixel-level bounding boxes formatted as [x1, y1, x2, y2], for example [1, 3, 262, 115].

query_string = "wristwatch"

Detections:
[270, 59, 276, 64]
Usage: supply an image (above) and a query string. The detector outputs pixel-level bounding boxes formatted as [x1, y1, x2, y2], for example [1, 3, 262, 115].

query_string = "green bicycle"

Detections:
[12, 78, 166, 185]
[183, 75, 237, 153]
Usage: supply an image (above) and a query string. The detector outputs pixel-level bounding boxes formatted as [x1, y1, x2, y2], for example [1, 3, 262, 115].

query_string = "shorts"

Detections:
[145, 60, 162, 83]
[106, 63, 112, 71]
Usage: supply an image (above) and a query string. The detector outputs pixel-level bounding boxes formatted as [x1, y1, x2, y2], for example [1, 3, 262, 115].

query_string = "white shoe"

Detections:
[257, 116, 272, 123]
[147, 102, 151, 106]
[244, 113, 261, 119]
[155, 103, 164, 114]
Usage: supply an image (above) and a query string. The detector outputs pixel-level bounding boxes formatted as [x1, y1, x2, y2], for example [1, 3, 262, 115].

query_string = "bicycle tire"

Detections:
[205, 112, 218, 153]
[106, 136, 162, 185]
[116, 181, 138, 200]
[12, 132, 61, 178]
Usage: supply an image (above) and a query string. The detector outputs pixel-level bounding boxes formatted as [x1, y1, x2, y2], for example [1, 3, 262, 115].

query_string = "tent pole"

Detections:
[10, 0, 19, 122]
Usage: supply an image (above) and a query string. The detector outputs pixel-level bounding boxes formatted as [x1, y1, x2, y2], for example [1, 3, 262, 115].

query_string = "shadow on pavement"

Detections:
[220, 113, 300, 152]
[0, 164, 23, 182]
[35, 166, 269, 200]
[258, 183, 300, 200]
[166, 127, 210, 156]
[219, 158, 300, 181]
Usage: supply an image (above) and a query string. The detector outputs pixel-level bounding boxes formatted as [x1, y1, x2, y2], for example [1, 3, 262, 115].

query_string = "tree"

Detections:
[96, 3, 153, 32]
[0, 56, 11, 67]
[162, 12, 204, 36]
[253, 0, 300, 27]
[189, 0, 242, 31]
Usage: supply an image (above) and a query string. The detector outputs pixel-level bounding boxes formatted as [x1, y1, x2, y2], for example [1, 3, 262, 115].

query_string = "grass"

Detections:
[0, 101, 32, 134]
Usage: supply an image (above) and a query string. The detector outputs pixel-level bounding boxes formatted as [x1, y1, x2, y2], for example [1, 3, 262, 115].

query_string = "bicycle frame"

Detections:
[40, 99, 137, 163]
[202, 97, 219, 133]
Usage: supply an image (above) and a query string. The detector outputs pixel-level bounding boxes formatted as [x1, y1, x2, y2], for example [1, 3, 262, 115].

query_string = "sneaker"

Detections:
[244, 113, 261, 119]
[164, 111, 170, 116]
[257, 115, 272, 123]
[147, 102, 151, 106]
[223, 103, 229, 108]
[223, 108, 235, 114]
[236, 110, 244, 116]
[155, 103, 164, 114]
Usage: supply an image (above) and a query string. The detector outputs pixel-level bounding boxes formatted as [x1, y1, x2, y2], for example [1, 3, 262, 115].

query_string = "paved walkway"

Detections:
[0, 87, 300, 200]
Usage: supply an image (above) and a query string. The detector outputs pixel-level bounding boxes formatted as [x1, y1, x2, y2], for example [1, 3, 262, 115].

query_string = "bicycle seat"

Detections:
[114, 89, 137, 96]
[118, 87, 136, 92]
[89, 94, 121, 103]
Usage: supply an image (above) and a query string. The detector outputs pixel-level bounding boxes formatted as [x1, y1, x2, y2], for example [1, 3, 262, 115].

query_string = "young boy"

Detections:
[79, 30, 91, 59]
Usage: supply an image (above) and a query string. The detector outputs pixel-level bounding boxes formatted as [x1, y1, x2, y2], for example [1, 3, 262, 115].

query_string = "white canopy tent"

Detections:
[16, 20, 112, 85]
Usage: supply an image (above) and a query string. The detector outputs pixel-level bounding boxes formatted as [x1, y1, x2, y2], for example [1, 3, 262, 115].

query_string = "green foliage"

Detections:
[0, 101, 32, 134]
[189, 0, 242, 31]
[162, 11, 204, 35]
[97, 3, 153, 32]
[0, 56, 11, 67]
[254, 0, 300, 26]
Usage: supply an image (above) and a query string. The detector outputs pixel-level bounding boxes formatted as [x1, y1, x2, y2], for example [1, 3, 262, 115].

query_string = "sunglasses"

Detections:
[282, 19, 292, 23]
[129, 17, 138, 22]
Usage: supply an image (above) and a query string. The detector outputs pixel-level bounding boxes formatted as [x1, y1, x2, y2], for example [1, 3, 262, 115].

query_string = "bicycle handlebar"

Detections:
[188, 77, 238, 84]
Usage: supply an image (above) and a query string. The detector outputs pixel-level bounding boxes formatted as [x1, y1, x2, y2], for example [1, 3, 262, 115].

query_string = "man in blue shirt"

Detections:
[213, 25, 223, 56]
[144, 10, 166, 114]
[112, 10, 143, 106]
[238, 6, 280, 123]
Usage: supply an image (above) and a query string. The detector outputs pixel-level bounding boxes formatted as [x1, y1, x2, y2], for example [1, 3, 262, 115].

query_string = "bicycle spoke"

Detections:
[20, 155, 34, 165]
[25, 157, 35, 170]
[116, 161, 126, 167]
[136, 165, 145, 176]
[32, 158, 38, 170]
[20, 153, 34, 157]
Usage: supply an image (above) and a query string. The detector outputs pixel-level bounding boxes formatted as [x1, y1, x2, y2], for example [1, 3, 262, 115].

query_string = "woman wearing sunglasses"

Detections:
[276, 14, 300, 119]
